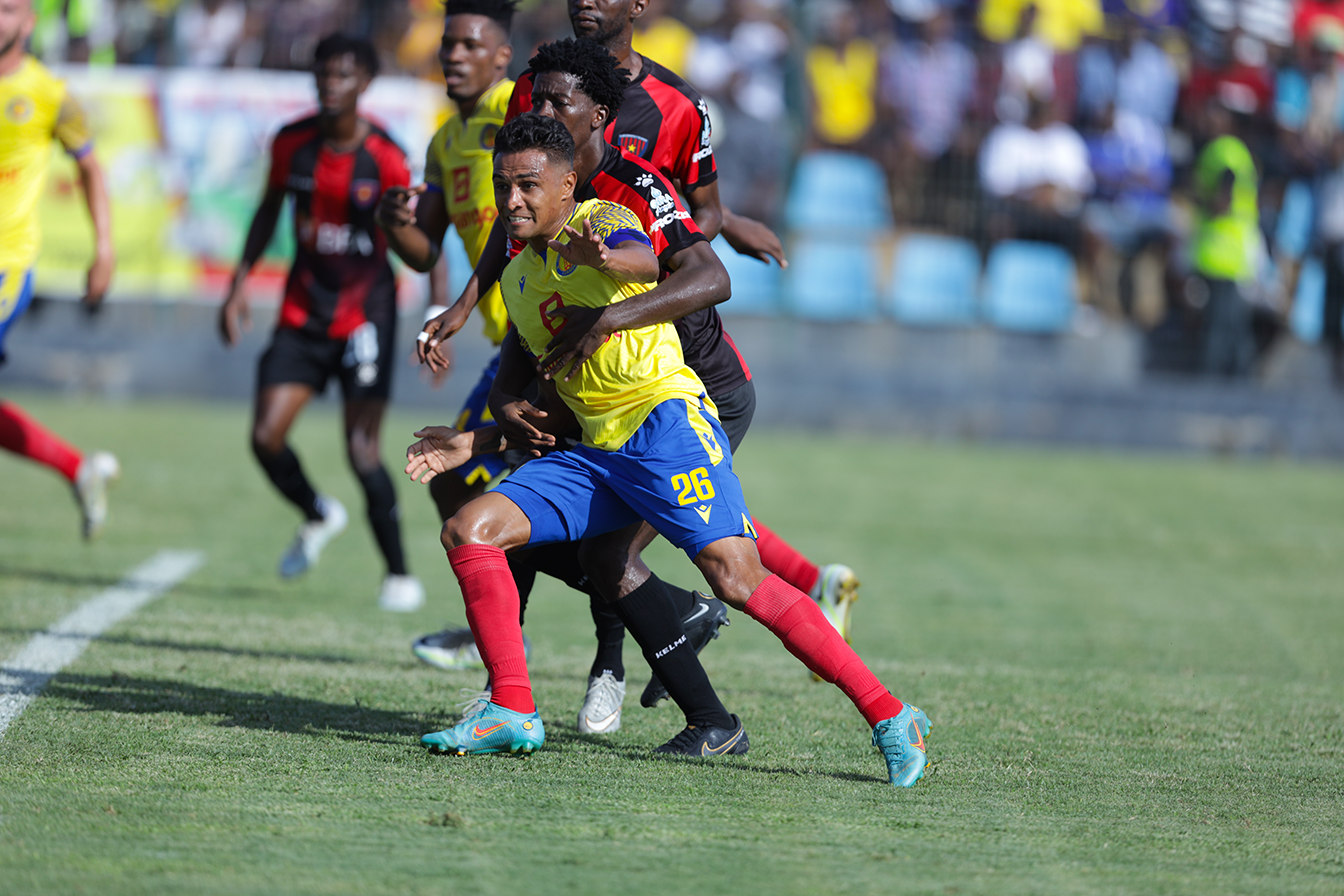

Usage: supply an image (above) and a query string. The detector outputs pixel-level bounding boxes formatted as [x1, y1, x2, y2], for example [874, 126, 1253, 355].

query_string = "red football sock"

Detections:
[447, 543, 534, 714]
[0, 401, 82, 483]
[752, 518, 820, 595]
[744, 574, 903, 727]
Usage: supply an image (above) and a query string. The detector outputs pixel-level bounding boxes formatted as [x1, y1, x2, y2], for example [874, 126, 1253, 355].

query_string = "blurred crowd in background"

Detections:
[26, 0, 1344, 381]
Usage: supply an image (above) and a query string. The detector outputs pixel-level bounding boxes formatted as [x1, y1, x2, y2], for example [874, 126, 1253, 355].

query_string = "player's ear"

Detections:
[592, 104, 609, 130]
[562, 169, 577, 199]
[629, 0, 650, 24]
[495, 42, 513, 69]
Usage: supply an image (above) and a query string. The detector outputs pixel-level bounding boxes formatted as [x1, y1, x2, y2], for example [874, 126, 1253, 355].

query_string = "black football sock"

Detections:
[507, 552, 539, 627]
[356, 466, 407, 576]
[611, 575, 734, 730]
[588, 594, 626, 681]
[254, 444, 321, 521]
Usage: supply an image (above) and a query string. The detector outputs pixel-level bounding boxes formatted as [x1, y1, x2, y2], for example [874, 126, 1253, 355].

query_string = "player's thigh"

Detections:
[576, 519, 659, 599]
[711, 379, 756, 454]
[253, 384, 315, 452]
[0, 269, 36, 364]
[342, 396, 388, 472]
[491, 449, 641, 550]
[599, 397, 756, 562]
[691, 535, 770, 610]
[254, 328, 329, 446]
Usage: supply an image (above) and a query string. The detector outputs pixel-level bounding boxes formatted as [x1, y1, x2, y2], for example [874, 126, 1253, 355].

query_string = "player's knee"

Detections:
[250, 427, 285, 460]
[440, 505, 501, 552]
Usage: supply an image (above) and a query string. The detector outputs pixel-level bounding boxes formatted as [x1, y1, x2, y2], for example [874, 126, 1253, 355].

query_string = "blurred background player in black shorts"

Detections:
[218, 33, 425, 613]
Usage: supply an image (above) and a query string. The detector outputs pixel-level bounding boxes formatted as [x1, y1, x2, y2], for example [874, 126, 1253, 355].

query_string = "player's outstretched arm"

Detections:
[418, 220, 511, 372]
[538, 239, 729, 382]
[377, 183, 446, 272]
[74, 151, 115, 307]
[548, 219, 660, 283]
[219, 185, 285, 346]
[405, 425, 505, 483]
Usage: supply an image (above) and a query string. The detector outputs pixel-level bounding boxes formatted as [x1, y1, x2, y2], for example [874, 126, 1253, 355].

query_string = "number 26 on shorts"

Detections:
[671, 467, 715, 506]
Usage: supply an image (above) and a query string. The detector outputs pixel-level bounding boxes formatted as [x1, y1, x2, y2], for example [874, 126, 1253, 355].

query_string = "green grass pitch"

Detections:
[1, 392, 1342, 895]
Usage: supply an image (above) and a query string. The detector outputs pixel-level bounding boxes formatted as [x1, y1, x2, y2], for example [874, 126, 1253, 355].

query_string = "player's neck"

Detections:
[455, 75, 505, 119]
[602, 36, 642, 80]
[0, 47, 28, 78]
[573, 135, 604, 188]
[320, 108, 365, 150]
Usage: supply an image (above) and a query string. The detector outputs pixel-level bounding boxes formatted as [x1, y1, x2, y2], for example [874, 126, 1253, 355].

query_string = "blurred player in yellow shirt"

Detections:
[376, 0, 515, 522]
[0, 0, 118, 539]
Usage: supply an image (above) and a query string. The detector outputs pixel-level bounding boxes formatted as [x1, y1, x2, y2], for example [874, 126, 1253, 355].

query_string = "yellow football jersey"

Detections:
[501, 198, 709, 452]
[0, 56, 92, 271]
[424, 77, 513, 346]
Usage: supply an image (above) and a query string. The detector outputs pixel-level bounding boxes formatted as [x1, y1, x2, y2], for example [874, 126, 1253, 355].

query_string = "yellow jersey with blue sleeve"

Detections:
[501, 198, 710, 452]
[424, 77, 512, 346]
[0, 56, 94, 272]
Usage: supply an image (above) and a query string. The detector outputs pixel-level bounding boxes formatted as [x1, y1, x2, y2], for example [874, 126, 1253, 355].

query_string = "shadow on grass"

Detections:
[44, 673, 428, 745]
[0, 628, 360, 667]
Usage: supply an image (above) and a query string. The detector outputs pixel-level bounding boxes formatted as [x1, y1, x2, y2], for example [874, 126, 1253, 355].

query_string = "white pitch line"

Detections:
[0, 549, 205, 739]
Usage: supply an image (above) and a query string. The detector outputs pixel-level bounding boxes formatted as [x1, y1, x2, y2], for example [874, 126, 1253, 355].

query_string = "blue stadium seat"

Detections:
[712, 236, 782, 315]
[981, 241, 1077, 333]
[1290, 255, 1326, 343]
[784, 151, 892, 233]
[781, 235, 879, 320]
[1275, 180, 1314, 261]
[886, 234, 981, 326]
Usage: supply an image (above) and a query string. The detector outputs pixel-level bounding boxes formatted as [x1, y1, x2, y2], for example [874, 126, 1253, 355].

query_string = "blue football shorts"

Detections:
[450, 350, 511, 487]
[0, 268, 36, 366]
[493, 395, 757, 560]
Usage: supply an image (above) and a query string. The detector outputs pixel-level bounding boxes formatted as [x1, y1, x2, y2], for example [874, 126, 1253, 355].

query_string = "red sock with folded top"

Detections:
[0, 402, 82, 482]
[744, 574, 903, 727]
[447, 543, 534, 714]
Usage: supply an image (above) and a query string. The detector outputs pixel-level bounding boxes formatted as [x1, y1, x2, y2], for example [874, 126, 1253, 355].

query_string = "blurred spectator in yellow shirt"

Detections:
[805, 0, 879, 150]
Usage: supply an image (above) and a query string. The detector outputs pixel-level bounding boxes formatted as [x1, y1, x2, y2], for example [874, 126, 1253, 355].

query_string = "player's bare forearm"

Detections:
[234, 187, 286, 283]
[75, 152, 115, 304]
[684, 181, 725, 242]
[610, 240, 728, 326]
[596, 240, 660, 283]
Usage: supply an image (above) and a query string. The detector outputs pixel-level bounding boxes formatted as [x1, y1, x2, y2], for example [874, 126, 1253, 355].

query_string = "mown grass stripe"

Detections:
[0, 549, 204, 738]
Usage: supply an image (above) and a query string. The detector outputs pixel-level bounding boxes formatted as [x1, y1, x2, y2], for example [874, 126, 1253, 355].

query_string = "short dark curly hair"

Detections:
[494, 112, 576, 168]
[528, 38, 629, 118]
[444, 0, 518, 33]
[313, 33, 379, 78]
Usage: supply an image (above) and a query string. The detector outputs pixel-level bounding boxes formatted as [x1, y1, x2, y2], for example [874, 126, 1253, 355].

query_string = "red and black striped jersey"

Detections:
[508, 55, 717, 193]
[574, 143, 748, 397]
[267, 115, 410, 340]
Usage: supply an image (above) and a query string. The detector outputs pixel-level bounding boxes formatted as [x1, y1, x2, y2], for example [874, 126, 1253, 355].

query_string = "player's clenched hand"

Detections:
[538, 304, 610, 382]
[548, 219, 609, 271]
[218, 282, 251, 347]
[722, 211, 788, 268]
[418, 303, 470, 371]
[83, 247, 115, 310]
[405, 426, 474, 483]
[376, 184, 425, 230]
[494, 395, 556, 454]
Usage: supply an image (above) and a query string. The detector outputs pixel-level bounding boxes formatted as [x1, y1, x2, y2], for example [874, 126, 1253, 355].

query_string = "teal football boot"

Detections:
[872, 704, 929, 788]
[422, 702, 546, 755]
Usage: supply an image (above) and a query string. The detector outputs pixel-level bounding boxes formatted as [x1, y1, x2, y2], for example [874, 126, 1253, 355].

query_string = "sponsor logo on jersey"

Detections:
[480, 123, 499, 150]
[617, 133, 649, 157]
[5, 96, 34, 125]
[350, 179, 380, 209]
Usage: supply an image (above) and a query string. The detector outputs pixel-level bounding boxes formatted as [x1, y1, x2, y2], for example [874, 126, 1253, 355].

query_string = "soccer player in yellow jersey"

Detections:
[377, 0, 517, 523]
[0, 0, 118, 539]
[406, 113, 931, 787]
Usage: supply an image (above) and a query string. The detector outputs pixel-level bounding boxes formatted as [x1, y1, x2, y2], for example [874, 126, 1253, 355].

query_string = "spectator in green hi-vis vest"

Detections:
[1191, 99, 1260, 377]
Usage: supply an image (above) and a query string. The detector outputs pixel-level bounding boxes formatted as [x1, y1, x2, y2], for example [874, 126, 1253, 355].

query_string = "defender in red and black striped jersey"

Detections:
[265, 113, 408, 341]
[508, 53, 716, 198]
[219, 34, 424, 615]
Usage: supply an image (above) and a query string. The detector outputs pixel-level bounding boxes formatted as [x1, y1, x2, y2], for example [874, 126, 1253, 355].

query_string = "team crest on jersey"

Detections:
[350, 179, 380, 209]
[555, 253, 577, 276]
[480, 124, 499, 150]
[617, 133, 649, 157]
[5, 96, 34, 124]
